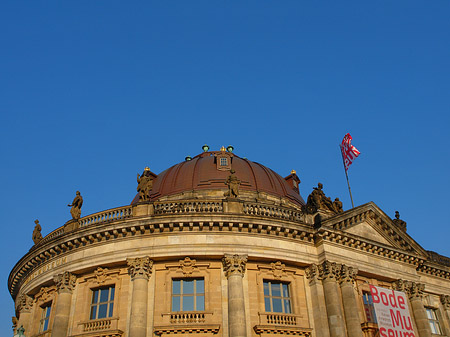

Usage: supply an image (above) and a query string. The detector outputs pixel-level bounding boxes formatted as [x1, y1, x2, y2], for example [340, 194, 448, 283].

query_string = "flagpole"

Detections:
[340, 145, 355, 208]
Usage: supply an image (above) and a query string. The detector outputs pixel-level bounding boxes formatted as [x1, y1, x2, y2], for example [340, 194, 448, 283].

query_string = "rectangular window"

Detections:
[90, 286, 115, 319]
[39, 303, 51, 332]
[172, 278, 205, 311]
[363, 291, 377, 323]
[263, 280, 291, 314]
[426, 308, 442, 335]
[220, 157, 228, 166]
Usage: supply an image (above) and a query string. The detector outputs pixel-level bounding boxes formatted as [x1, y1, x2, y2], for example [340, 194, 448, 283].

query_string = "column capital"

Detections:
[305, 264, 321, 284]
[222, 254, 247, 278]
[54, 271, 77, 293]
[338, 264, 358, 285]
[127, 256, 153, 281]
[16, 294, 33, 313]
[392, 279, 425, 300]
[392, 279, 409, 292]
[440, 295, 450, 309]
[319, 260, 340, 281]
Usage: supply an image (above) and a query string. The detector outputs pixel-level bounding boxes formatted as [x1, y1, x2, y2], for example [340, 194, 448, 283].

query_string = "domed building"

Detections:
[9, 147, 450, 337]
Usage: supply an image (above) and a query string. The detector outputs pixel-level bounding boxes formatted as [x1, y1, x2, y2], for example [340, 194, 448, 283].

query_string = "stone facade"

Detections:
[8, 149, 450, 337]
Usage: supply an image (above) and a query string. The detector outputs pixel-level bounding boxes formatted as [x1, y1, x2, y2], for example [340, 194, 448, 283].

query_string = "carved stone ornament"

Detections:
[35, 286, 55, 303]
[54, 271, 77, 293]
[408, 282, 425, 299]
[223, 254, 247, 278]
[392, 279, 408, 293]
[12, 316, 18, 331]
[127, 256, 153, 281]
[392, 211, 407, 232]
[271, 261, 286, 279]
[179, 257, 198, 276]
[16, 294, 33, 313]
[305, 264, 320, 284]
[338, 264, 358, 284]
[440, 295, 450, 309]
[94, 267, 111, 284]
[137, 167, 153, 202]
[224, 169, 240, 198]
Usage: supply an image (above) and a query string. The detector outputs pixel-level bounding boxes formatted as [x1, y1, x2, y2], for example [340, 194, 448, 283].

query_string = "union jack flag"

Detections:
[340, 133, 360, 171]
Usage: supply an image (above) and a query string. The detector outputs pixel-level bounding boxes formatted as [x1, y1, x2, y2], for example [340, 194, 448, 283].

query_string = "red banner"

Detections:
[340, 133, 360, 171]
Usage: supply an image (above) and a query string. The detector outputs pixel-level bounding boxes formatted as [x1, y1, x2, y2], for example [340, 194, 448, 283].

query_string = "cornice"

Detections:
[9, 214, 314, 300]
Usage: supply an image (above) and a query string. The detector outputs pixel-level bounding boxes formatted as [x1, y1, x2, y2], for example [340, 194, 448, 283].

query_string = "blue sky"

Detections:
[1, 1, 449, 334]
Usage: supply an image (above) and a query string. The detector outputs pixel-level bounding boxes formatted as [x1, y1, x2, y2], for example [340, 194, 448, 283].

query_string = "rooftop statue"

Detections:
[137, 167, 153, 202]
[32, 219, 43, 245]
[305, 183, 342, 214]
[68, 191, 83, 220]
[224, 169, 240, 198]
[393, 211, 407, 231]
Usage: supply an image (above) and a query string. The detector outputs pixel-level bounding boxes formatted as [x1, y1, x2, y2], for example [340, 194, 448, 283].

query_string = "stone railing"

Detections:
[161, 312, 212, 324]
[79, 206, 133, 228]
[259, 312, 300, 326]
[154, 201, 223, 215]
[82, 317, 118, 332]
[243, 203, 303, 222]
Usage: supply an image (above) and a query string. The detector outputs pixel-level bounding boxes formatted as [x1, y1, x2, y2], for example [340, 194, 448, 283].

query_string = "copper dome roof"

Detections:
[132, 151, 305, 206]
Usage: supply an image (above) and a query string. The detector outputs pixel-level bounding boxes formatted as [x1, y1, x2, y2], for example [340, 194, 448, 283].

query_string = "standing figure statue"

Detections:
[137, 167, 153, 202]
[333, 198, 343, 213]
[68, 191, 83, 220]
[32, 219, 43, 245]
[224, 169, 240, 198]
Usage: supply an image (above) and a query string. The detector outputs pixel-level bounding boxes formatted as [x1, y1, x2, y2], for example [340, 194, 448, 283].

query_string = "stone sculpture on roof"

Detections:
[305, 183, 342, 214]
[224, 169, 240, 198]
[67, 191, 83, 220]
[137, 167, 153, 202]
[32, 219, 43, 245]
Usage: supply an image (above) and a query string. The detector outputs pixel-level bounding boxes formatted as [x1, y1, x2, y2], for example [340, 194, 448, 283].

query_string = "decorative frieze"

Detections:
[127, 256, 153, 281]
[54, 271, 77, 293]
[222, 254, 247, 278]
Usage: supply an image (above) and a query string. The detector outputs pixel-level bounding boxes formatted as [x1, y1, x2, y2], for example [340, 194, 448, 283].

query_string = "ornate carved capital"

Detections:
[305, 264, 320, 284]
[222, 254, 247, 278]
[319, 260, 340, 281]
[408, 282, 425, 300]
[338, 264, 358, 284]
[54, 271, 77, 293]
[16, 294, 33, 313]
[392, 279, 409, 292]
[127, 256, 153, 281]
[440, 295, 450, 309]
[271, 261, 286, 279]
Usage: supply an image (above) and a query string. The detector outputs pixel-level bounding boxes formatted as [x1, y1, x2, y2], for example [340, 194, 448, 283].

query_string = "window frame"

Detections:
[171, 278, 205, 312]
[90, 285, 115, 320]
[426, 307, 442, 335]
[263, 280, 292, 314]
[362, 291, 377, 324]
[39, 302, 52, 333]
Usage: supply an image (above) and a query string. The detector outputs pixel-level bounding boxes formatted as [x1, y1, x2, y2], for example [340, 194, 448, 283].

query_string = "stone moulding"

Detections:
[253, 325, 312, 336]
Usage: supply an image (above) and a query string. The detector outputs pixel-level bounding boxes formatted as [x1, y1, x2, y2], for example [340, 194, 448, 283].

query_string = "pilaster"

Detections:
[52, 271, 77, 337]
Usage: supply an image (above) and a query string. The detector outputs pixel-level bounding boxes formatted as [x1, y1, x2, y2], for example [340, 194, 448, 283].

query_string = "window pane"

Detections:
[92, 290, 99, 303]
[110, 287, 115, 300]
[173, 280, 181, 295]
[184, 280, 194, 294]
[98, 303, 108, 318]
[109, 302, 114, 317]
[426, 309, 433, 319]
[263, 282, 270, 296]
[265, 297, 271, 312]
[284, 300, 291, 314]
[196, 295, 205, 310]
[196, 279, 204, 293]
[272, 283, 281, 297]
[183, 295, 195, 311]
[172, 296, 180, 311]
[43, 319, 49, 331]
[45, 306, 51, 318]
[283, 284, 289, 297]
[100, 288, 109, 302]
[90, 306, 97, 319]
[272, 298, 283, 312]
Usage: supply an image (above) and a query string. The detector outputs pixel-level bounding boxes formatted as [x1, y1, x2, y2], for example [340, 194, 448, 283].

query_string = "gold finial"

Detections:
[144, 167, 150, 171]
[291, 170, 296, 174]
[220, 146, 226, 152]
